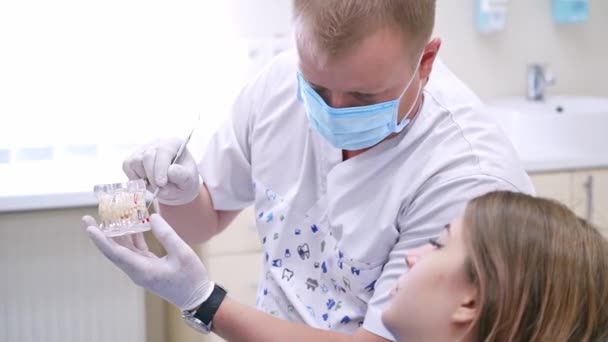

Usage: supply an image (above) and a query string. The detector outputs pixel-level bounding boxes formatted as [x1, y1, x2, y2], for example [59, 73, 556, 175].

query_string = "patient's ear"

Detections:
[451, 290, 478, 324]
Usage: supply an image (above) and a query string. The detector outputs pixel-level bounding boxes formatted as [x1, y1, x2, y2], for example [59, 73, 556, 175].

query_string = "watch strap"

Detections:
[192, 284, 227, 326]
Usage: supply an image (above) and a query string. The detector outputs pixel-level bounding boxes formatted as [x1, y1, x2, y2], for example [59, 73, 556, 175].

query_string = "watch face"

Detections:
[182, 313, 211, 334]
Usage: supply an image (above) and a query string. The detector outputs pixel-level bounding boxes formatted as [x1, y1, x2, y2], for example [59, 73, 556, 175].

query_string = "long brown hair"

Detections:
[462, 191, 608, 341]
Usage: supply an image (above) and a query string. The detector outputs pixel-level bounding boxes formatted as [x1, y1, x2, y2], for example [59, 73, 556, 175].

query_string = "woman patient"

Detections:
[382, 191, 608, 342]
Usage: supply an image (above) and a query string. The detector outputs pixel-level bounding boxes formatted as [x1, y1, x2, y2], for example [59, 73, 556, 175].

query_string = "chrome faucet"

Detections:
[527, 64, 556, 101]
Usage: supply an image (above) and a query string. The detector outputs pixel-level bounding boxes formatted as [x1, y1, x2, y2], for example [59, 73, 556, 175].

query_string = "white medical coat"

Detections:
[199, 50, 534, 340]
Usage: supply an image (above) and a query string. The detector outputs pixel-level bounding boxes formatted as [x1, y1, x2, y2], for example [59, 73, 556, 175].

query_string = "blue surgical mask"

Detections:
[296, 60, 422, 151]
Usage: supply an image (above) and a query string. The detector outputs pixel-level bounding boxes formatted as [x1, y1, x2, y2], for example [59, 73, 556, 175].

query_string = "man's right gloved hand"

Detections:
[123, 138, 201, 206]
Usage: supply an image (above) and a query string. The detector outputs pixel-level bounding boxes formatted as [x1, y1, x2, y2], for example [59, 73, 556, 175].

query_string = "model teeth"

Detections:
[98, 192, 147, 227]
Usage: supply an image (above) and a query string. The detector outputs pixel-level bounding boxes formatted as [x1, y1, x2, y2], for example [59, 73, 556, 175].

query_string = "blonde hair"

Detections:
[292, 0, 436, 60]
[463, 191, 608, 342]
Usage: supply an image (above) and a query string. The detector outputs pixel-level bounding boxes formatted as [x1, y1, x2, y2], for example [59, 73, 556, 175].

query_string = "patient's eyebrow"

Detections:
[444, 223, 451, 235]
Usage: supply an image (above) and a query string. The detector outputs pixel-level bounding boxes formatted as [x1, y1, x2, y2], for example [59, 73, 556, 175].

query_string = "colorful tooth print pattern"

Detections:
[252, 180, 381, 334]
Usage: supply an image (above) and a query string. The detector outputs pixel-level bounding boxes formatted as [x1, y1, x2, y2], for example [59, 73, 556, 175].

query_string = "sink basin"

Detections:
[489, 95, 608, 116]
[482, 95, 608, 168]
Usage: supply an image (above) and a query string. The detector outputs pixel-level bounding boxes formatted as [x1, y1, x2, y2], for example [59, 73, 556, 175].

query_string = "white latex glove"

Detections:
[122, 138, 200, 205]
[83, 214, 214, 311]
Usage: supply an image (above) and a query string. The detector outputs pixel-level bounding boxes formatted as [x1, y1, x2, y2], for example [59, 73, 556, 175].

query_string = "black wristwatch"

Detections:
[181, 283, 227, 334]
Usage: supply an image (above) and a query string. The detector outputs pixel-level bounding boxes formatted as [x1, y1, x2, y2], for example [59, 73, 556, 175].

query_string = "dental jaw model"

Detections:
[93, 179, 151, 236]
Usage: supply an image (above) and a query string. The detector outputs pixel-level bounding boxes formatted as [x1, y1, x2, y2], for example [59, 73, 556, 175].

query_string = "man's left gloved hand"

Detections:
[83, 214, 214, 311]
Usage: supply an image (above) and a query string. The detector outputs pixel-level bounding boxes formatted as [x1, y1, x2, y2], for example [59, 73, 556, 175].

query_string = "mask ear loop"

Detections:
[296, 72, 307, 102]
[394, 53, 425, 132]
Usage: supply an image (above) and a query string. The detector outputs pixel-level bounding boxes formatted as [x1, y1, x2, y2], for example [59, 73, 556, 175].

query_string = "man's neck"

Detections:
[342, 149, 365, 161]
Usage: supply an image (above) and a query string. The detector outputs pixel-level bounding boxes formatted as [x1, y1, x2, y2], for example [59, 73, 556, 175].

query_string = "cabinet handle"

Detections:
[583, 175, 594, 222]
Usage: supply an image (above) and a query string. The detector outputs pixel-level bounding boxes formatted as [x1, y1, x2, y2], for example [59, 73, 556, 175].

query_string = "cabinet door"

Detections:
[164, 251, 264, 342]
[206, 252, 263, 308]
[204, 207, 262, 257]
[206, 252, 264, 342]
[572, 170, 608, 235]
[528, 172, 573, 208]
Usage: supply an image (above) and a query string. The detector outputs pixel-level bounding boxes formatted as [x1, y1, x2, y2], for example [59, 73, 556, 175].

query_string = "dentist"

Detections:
[85, 1, 534, 341]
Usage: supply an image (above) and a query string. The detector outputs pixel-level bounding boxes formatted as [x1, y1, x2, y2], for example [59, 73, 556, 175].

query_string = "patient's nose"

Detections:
[404, 244, 434, 268]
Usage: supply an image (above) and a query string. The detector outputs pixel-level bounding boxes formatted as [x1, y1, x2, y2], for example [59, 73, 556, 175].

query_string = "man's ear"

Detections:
[451, 290, 477, 325]
[418, 38, 441, 82]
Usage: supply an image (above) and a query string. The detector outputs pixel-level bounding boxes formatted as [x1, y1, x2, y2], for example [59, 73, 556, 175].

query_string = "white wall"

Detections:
[225, 0, 608, 101]
[0, 207, 148, 342]
[224, 0, 294, 39]
[429, 0, 607, 100]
